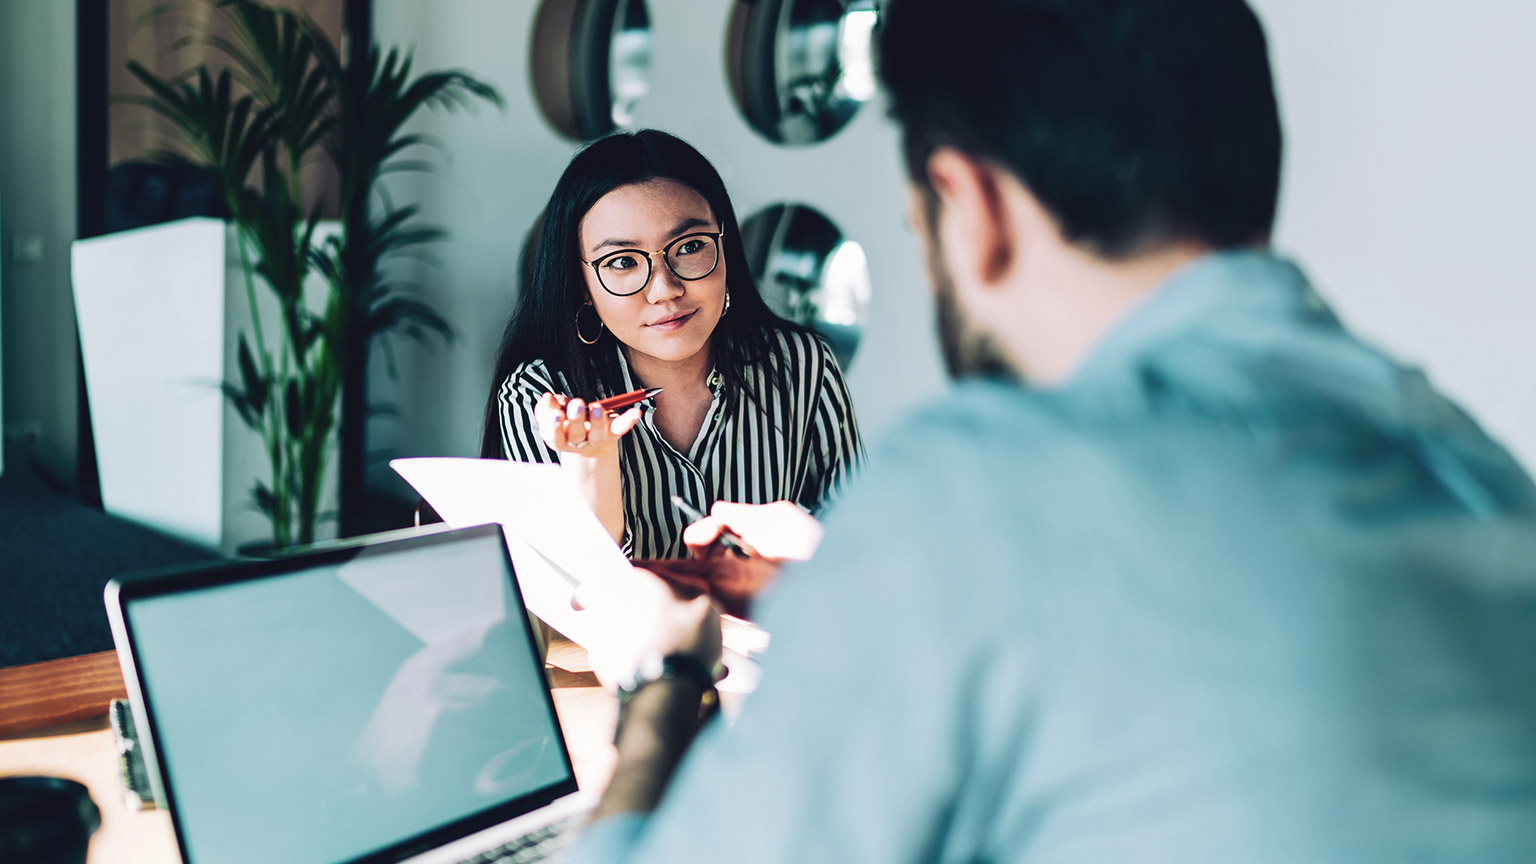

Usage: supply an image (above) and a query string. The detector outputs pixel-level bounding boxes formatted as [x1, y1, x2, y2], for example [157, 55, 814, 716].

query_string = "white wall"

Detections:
[367, 0, 937, 498]
[1254, 0, 1536, 469]
[370, 0, 1536, 489]
[73, 219, 342, 553]
[0, 0, 80, 486]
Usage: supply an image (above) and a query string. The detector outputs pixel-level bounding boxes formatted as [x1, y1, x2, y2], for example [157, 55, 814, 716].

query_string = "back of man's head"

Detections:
[877, 0, 1283, 258]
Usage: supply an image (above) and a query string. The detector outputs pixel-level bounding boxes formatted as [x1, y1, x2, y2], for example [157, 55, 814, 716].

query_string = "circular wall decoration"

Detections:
[741, 203, 870, 369]
[727, 0, 879, 146]
[532, 0, 653, 141]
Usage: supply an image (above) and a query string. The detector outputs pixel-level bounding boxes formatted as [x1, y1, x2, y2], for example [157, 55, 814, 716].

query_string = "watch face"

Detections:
[620, 651, 666, 700]
[637, 651, 666, 682]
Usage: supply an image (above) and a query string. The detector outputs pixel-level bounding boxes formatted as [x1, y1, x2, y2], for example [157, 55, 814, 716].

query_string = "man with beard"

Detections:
[564, 1, 1536, 861]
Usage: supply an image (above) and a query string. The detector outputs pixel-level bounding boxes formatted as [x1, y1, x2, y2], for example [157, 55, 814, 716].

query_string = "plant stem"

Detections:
[237, 230, 291, 546]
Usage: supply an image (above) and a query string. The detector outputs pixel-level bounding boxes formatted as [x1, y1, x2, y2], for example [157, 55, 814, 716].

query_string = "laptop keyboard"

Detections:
[461, 813, 582, 864]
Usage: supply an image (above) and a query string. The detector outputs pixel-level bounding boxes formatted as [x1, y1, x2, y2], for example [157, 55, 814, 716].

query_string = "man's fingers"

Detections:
[578, 566, 725, 689]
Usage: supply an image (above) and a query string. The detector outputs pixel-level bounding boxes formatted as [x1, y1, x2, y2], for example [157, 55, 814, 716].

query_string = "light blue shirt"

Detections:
[569, 251, 1536, 862]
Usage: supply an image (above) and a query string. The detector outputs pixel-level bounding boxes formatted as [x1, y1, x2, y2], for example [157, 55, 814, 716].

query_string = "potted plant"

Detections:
[122, 0, 502, 548]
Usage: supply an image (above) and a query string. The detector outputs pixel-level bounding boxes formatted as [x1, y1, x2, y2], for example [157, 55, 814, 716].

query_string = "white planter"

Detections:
[72, 217, 339, 554]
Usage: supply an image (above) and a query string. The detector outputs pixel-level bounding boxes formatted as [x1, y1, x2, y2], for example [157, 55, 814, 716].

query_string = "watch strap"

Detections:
[614, 653, 722, 743]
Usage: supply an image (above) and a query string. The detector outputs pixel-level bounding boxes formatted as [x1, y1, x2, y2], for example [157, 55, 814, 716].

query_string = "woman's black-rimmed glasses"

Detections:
[582, 230, 726, 297]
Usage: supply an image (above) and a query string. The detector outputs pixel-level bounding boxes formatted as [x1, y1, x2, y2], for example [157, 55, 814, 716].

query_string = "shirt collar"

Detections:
[1058, 248, 1536, 516]
[1069, 249, 1333, 392]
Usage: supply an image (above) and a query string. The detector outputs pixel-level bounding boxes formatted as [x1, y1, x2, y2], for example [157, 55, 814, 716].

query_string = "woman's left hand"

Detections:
[534, 392, 642, 461]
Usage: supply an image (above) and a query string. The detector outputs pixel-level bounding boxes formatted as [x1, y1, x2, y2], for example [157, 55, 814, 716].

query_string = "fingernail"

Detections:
[590, 405, 602, 419]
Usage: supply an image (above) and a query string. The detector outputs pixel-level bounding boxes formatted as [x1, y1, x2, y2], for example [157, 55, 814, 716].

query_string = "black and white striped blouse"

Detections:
[496, 329, 864, 559]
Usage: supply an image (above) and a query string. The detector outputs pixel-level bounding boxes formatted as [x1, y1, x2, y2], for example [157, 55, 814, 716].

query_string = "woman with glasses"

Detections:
[479, 130, 863, 559]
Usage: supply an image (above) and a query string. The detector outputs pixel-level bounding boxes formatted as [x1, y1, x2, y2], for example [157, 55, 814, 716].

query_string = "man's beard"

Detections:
[928, 227, 1014, 380]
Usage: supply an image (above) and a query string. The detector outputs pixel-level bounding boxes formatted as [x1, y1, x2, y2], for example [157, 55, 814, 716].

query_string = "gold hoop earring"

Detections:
[575, 304, 605, 345]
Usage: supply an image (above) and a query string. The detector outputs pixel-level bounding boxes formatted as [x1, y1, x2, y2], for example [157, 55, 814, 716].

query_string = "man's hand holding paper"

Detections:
[571, 568, 722, 693]
[391, 457, 773, 694]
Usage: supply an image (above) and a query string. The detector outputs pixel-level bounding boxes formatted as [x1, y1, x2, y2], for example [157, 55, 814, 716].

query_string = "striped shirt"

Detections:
[496, 328, 864, 559]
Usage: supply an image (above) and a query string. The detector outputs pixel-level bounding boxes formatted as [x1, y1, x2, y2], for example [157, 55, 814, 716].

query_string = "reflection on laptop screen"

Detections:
[125, 531, 570, 864]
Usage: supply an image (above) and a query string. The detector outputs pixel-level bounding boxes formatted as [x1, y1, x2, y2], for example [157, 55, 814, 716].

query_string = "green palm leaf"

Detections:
[121, 0, 499, 548]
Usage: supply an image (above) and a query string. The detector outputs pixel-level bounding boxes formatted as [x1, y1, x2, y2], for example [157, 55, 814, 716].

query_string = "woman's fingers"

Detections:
[536, 392, 635, 456]
[682, 516, 727, 552]
[581, 404, 642, 450]
[609, 406, 643, 437]
[535, 392, 567, 450]
[707, 501, 825, 561]
[584, 403, 611, 449]
[565, 398, 589, 448]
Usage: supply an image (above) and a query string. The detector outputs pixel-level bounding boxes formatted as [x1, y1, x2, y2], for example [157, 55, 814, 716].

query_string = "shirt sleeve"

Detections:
[796, 338, 865, 516]
[562, 456, 986, 864]
[566, 813, 647, 861]
[498, 362, 638, 556]
[497, 362, 562, 464]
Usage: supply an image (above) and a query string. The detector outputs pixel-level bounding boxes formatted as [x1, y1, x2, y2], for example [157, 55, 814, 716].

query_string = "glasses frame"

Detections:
[582, 230, 727, 297]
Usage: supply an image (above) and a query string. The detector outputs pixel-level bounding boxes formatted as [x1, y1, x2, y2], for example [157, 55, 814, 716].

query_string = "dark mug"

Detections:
[0, 776, 101, 864]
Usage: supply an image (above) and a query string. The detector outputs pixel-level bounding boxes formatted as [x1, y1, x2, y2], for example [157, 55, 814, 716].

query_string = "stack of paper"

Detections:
[391, 457, 767, 693]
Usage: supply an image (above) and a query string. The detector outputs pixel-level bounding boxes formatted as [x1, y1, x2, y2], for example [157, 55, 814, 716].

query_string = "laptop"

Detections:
[105, 522, 592, 864]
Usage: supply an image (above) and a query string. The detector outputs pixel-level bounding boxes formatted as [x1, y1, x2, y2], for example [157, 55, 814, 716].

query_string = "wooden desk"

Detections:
[0, 637, 618, 864]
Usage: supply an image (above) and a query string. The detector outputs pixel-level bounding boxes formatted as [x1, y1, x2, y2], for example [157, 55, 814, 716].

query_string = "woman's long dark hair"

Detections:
[479, 129, 806, 458]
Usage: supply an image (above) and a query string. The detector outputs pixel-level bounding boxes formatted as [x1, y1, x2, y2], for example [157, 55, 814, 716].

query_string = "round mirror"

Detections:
[532, 0, 653, 141]
[727, 0, 879, 146]
[741, 203, 870, 369]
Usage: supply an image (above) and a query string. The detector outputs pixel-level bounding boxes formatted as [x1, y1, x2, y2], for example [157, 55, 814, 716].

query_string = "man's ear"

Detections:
[925, 147, 1014, 286]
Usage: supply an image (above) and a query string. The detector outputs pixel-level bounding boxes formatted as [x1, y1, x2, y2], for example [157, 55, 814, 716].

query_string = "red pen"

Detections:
[592, 387, 663, 413]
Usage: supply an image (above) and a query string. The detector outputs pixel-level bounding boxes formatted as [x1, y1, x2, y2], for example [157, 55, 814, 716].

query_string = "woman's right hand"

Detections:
[534, 392, 643, 462]
[683, 501, 825, 562]
[677, 502, 826, 611]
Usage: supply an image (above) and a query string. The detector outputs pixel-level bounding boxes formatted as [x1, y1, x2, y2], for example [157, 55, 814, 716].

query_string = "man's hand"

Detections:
[579, 502, 823, 824]
[575, 567, 723, 692]
[578, 569, 724, 822]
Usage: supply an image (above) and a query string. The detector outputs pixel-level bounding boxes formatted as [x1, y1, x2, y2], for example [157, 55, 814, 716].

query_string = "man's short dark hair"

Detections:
[877, 0, 1283, 258]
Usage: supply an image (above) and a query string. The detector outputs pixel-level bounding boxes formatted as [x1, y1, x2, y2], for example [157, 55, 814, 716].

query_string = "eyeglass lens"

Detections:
[595, 233, 719, 296]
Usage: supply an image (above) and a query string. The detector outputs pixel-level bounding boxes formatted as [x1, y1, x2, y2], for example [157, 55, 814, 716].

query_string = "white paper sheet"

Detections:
[391, 457, 767, 692]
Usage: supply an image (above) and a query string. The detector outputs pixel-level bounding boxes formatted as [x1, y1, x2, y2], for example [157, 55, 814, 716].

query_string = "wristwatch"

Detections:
[615, 652, 722, 739]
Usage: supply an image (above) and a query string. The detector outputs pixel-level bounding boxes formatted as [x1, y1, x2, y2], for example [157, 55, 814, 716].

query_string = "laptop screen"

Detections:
[116, 526, 574, 864]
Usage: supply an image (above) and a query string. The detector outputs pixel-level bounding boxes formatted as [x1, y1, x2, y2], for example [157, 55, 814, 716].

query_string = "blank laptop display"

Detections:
[107, 524, 579, 864]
